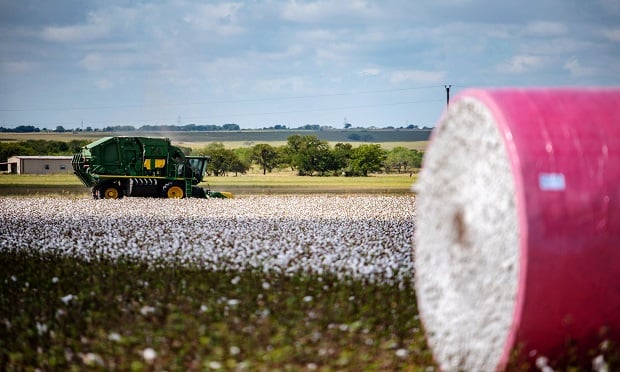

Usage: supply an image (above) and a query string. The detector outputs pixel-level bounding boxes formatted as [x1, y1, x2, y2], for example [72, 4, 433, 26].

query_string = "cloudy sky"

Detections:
[1, 0, 619, 130]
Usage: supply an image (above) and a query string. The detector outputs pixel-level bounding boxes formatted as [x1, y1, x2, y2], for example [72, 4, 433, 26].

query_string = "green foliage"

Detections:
[251, 144, 279, 175]
[0, 140, 90, 162]
[348, 144, 387, 176]
[333, 142, 353, 171]
[0, 137, 424, 177]
[285, 135, 340, 176]
[0, 250, 434, 370]
[0, 125, 40, 133]
[195, 142, 244, 176]
[385, 147, 424, 173]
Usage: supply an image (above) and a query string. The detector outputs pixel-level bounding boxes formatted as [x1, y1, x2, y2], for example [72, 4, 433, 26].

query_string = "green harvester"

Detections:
[72, 136, 232, 199]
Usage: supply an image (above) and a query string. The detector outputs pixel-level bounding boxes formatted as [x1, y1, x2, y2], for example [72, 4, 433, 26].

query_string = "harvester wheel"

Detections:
[102, 184, 122, 199]
[163, 183, 185, 199]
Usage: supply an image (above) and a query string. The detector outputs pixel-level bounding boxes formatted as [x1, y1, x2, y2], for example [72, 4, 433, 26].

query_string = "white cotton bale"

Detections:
[414, 88, 620, 371]
[414, 96, 520, 371]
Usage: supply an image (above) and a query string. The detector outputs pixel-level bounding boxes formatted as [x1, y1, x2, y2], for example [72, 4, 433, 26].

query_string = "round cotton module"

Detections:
[414, 88, 620, 371]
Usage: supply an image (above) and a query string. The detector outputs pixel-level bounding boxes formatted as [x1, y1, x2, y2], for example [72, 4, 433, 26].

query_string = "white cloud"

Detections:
[359, 68, 381, 77]
[78, 51, 148, 73]
[256, 76, 313, 94]
[281, 1, 381, 23]
[79, 53, 105, 71]
[523, 21, 567, 37]
[563, 58, 596, 77]
[187, 2, 245, 37]
[0, 61, 37, 73]
[498, 55, 545, 74]
[95, 78, 113, 90]
[602, 28, 620, 42]
[389, 70, 445, 84]
[41, 11, 111, 43]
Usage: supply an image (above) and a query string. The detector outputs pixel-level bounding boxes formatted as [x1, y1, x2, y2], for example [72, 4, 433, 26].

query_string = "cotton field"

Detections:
[0, 195, 416, 285]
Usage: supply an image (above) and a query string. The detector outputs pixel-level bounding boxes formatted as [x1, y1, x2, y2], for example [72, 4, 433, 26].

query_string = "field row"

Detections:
[0, 195, 434, 370]
[0, 195, 417, 285]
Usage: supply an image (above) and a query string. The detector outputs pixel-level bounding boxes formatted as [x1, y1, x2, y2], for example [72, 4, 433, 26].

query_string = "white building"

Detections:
[3, 156, 73, 175]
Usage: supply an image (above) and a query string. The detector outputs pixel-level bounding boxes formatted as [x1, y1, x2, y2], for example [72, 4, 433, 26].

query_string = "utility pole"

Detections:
[445, 85, 452, 107]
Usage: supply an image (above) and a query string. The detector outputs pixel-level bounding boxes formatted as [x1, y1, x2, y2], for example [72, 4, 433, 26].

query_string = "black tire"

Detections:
[162, 182, 185, 199]
[100, 183, 123, 199]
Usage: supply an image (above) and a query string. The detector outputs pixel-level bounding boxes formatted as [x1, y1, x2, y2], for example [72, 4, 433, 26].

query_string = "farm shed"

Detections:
[3, 156, 73, 175]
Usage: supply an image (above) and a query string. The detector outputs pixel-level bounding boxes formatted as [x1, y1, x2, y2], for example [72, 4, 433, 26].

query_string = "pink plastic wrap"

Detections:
[448, 88, 620, 367]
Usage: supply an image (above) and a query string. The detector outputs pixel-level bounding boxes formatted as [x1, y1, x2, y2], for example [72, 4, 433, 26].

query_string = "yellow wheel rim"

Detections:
[167, 186, 184, 199]
[103, 187, 119, 199]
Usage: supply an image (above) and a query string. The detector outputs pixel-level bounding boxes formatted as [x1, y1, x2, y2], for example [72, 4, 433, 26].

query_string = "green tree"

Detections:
[290, 135, 331, 176]
[232, 148, 253, 175]
[386, 146, 417, 173]
[332, 142, 353, 173]
[251, 143, 280, 175]
[196, 142, 238, 176]
[0, 143, 35, 162]
[349, 144, 387, 176]
[411, 149, 424, 169]
[284, 134, 305, 171]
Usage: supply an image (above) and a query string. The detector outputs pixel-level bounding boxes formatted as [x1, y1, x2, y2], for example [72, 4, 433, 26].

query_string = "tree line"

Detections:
[0, 140, 90, 162]
[0, 124, 242, 133]
[0, 123, 430, 133]
[193, 135, 423, 177]
[0, 136, 424, 177]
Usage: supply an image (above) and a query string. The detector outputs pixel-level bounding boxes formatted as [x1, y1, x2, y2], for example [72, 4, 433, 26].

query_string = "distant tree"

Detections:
[332, 142, 353, 171]
[196, 142, 238, 176]
[67, 140, 89, 154]
[233, 147, 253, 174]
[297, 124, 321, 130]
[55, 125, 66, 133]
[103, 125, 136, 132]
[0, 139, 89, 161]
[15, 125, 39, 133]
[275, 145, 290, 169]
[348, 144, 386, 176]
[222, 123, 240, 130]
[386, 146, 416, 173]
[251, 144, 280, 175]
[284, 135, 305, 171]
[411, 149, 424, 169]
[230, 157, 250, 176]
[285, 135, 331, 175]
[0, 143, 35, 162]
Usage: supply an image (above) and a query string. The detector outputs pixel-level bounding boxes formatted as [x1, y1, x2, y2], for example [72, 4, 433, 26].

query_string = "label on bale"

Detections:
[539, 173, 566, 191]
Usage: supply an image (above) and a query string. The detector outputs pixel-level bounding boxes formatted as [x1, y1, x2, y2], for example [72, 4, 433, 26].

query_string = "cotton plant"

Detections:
[0, 196, 416, 286]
